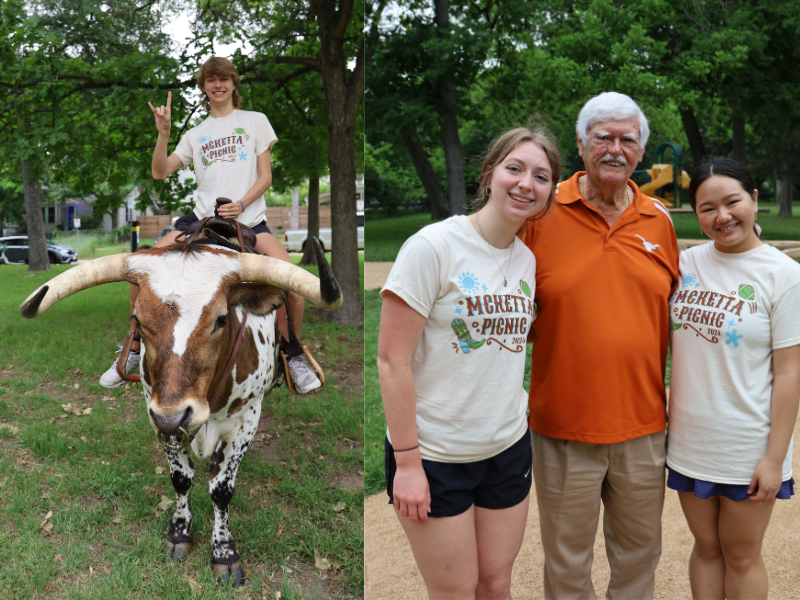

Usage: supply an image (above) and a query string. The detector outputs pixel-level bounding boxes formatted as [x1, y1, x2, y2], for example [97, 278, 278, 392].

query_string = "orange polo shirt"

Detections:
[524, 172, 679, 444]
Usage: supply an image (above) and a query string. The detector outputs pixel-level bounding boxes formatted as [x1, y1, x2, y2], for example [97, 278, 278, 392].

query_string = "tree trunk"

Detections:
[731, 110, 746, 165]
[300, 177, 320, 266]
[21, 159, 51, 272]
[433, 0, 466, 216]
[679, 107, 706, 169]
[313, 0, 364, 326]
[776, 170, 793, 218]
[400, 133, 449, 219]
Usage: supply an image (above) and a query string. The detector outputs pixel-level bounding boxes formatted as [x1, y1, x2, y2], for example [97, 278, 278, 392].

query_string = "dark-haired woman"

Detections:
[99, 57, 320, 394]
[378, 125, 561, 600]
[667, 158, 800, 599]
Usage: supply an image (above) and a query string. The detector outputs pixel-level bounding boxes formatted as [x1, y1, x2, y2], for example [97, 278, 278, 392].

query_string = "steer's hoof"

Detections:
[164, 540, 193, 561]
[212, 558, 247, 587]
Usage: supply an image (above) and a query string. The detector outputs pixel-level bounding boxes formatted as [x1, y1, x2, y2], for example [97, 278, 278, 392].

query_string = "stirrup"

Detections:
[280, 343, 325, 395]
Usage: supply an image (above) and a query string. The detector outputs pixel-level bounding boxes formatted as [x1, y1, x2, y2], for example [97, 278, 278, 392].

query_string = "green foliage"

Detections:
[0, 258, 364, 598]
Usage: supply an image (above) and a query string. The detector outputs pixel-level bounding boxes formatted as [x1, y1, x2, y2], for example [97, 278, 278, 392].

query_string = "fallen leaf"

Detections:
[314, 549, 331, 571]
[275, 525, 284, 539]
[42, 522, 54, 533]
[89, 565, 94, 575]
[24, 274, 35, 278]
[155, 495, 174, 515]
[333, 501, 346, 512]
[112, 517, 122, 524]
[275, 592, 282, 600]
[143, 486, 158, 496]
[357, 470, 364, 476]
[81, 407, 92, 415]
[155, 466, 165, 475]
[0, 423, 19, 435]
[54, 555, 62, 563]
[185, 576, 202, 592]
[80, 436, 87, 443]
[73, 383, 80, 390]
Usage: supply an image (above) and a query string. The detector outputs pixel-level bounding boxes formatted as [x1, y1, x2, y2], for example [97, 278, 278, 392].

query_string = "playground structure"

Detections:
[637, 142, 691, 208]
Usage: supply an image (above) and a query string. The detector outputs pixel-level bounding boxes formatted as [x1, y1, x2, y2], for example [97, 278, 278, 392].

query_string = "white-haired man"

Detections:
[523, 92, 679, 599]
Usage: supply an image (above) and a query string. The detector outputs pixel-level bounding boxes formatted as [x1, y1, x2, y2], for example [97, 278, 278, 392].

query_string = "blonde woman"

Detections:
[378, 125, 561, 600]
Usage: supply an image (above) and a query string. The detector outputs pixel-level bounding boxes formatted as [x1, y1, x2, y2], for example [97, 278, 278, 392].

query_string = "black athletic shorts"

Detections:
[174, 213, 271, 236]
[385, 429, 532, 518]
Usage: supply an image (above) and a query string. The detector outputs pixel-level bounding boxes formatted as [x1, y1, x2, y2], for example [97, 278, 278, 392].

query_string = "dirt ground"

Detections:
[364, 261, 800, 599]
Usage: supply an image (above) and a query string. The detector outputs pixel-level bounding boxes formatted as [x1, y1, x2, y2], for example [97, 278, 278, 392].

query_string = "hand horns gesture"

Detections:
[148, 91, 172, 136]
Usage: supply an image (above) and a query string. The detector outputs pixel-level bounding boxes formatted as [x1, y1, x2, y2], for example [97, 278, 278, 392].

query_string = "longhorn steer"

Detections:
[19, 240, 342, 586]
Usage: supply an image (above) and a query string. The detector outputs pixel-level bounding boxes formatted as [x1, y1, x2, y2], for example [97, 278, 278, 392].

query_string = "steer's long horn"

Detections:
[238, 237, 343, 310]
[19, 254, 130, 319]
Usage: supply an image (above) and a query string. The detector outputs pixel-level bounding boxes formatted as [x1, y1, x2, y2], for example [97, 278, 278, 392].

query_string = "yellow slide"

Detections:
[639, 164, 691, 207]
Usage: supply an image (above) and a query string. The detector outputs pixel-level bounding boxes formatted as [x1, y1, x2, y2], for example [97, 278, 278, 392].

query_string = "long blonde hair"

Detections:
[473, 122, 561, 219]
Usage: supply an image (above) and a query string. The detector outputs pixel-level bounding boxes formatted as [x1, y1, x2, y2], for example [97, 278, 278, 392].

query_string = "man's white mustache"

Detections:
[601, 154, 628, 165]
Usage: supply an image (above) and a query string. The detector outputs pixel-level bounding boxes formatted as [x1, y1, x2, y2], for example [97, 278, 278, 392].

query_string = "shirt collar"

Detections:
[555, 171, 659, 216]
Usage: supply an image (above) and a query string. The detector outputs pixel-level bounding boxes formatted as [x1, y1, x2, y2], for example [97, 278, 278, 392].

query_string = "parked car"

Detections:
[0, 236, 78, 265]
[283, 212, 364, 252]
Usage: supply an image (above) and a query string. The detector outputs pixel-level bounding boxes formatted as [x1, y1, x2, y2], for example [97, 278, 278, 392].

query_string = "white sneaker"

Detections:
[287, 355, 322, 394]
[99, 347, 141, 389]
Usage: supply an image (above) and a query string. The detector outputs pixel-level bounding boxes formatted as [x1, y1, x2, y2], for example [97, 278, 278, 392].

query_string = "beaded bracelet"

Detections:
[237, 199, 246, 212]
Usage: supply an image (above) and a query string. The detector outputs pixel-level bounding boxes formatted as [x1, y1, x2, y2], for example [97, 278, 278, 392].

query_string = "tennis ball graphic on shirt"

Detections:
[235, 128, 246, 134]
[738, 284, 755, 300]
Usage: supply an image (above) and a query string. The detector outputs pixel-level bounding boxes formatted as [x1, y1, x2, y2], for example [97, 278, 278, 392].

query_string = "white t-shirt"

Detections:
[381, 216, 536, 463]
[174, 109, 278, 228]
[667, 243, 800, 484]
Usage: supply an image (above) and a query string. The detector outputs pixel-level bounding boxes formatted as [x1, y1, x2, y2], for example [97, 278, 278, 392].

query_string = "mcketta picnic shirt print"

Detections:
[667, 243, 800, 484]
[381, 216, 536, 463]
[174, 109, 277, 228]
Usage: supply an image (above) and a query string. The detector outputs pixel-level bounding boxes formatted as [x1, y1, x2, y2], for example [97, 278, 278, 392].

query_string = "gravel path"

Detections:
[364, 261, 800, 599]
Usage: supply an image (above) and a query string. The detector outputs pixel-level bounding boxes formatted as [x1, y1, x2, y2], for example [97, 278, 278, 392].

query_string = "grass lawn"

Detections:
[365, 202, 800, 263]
[0, 259, 364, 599]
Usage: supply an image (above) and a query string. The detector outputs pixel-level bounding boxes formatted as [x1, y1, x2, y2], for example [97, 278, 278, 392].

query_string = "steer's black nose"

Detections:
[150, 407, 193, 436]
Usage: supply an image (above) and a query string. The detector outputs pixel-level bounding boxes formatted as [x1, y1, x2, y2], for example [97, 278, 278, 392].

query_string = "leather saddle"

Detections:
[179, 216, 259, 254]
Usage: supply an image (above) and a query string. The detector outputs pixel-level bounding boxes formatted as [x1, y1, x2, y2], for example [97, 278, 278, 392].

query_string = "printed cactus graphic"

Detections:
[451, 318, 485, 353]
[201, 156, 214, 167]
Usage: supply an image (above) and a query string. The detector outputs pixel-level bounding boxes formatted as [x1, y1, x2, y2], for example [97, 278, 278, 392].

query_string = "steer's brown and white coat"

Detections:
[19, 239, 341, 586]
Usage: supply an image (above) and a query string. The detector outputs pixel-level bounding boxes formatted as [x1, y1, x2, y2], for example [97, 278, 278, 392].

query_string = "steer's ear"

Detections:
[228, 283, 287, 316]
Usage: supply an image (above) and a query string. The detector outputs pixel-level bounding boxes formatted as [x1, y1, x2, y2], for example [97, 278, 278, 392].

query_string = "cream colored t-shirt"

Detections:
[668, 243, 800, 484]
[381, 216, 536, 463]
[174, 109, 277, 228]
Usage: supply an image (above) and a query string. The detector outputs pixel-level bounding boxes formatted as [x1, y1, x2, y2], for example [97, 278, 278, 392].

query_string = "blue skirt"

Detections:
[667, 467, 795, 501]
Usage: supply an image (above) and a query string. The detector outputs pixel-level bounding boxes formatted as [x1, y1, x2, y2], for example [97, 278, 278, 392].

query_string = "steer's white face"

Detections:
[128, 248, 244, 435]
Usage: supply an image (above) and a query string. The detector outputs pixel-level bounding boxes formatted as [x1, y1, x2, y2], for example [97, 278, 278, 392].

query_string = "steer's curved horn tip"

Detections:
[20, 285, 49, 319]
[312, 237, 343, 309]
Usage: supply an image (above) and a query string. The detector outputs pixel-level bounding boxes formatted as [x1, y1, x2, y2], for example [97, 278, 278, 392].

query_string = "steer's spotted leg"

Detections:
[164, 446, 195, 561]
[208, 402, 261, 587]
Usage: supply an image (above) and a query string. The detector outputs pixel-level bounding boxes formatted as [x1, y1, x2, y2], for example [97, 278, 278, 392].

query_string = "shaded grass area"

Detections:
[365, 203, 800, 263]
[364, 213, 440, 262]
[0, 262, 363, 599]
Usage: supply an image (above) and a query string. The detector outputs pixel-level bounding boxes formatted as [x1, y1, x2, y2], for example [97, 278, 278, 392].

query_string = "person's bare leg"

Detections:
[474, 495, 530, 600]
[718, 496, 775, 600]
[677, 492, 725, 599]
[396, 505, 480, 600]
[255, 232, 303, 339]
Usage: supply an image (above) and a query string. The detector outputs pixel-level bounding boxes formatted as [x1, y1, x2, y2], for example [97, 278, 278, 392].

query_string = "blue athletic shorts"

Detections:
[667, 467, 795, 501]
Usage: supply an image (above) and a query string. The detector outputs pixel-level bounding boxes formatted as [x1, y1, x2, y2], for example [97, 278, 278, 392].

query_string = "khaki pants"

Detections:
[531, 430, 666, 600]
